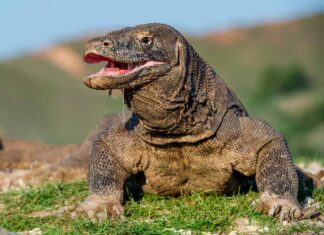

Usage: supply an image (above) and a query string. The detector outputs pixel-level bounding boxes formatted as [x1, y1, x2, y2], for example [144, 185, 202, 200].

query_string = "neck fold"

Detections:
[125, 45, 247, 145]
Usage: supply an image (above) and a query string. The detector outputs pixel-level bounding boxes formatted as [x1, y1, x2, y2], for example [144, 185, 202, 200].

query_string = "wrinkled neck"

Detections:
[126, 46, 210, 126]
[125, 46, 242, 145]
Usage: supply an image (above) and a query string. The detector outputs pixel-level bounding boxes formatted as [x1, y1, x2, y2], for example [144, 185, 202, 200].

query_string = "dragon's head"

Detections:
[83, 23, 187, 90]
[83, 23, 246, 145]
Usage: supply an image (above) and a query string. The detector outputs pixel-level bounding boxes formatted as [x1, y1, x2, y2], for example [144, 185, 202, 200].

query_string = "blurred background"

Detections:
[0, 0, 323, 163]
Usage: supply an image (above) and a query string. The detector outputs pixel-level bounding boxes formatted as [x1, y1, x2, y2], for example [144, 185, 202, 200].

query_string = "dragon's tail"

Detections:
[0, 138, 80, 169]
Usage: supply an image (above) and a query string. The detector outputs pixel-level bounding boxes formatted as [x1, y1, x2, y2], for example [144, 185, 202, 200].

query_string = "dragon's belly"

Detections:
[142, 147, 239, 196]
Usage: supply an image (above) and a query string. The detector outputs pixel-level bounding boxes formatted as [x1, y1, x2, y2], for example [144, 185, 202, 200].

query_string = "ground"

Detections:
[0, 179, 323, 235]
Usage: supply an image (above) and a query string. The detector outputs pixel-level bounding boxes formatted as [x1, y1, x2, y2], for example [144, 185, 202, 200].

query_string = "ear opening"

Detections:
[172, 37, 189, 97]
[175, 37, 188, 68]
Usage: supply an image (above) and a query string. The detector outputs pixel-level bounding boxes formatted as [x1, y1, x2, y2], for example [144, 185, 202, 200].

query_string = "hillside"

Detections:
[0, 14, 323, 161]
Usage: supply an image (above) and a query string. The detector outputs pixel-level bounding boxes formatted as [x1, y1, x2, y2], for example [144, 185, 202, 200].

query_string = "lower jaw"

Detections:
[83, 73, 140, 90]
[84, 64, 171, 90]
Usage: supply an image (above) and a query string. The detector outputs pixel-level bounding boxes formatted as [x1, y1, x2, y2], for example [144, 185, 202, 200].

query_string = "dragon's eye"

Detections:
[141, 37, 151, 44]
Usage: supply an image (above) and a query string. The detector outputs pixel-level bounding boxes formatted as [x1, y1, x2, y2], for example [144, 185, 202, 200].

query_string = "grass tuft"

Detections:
[0, 180, 323, 234]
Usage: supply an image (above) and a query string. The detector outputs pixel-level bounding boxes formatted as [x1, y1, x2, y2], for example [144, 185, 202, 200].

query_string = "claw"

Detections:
[268, 204, 281, 217]
[279, 210, 290, 222]
[110, 204, 125, 217]
[96, 211, 108, 223]
[268, 207, 275, 216]
[291, 206, 303, 219]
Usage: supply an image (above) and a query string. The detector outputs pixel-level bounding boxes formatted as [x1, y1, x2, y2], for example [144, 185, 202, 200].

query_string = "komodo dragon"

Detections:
[0, 23, 319, 221]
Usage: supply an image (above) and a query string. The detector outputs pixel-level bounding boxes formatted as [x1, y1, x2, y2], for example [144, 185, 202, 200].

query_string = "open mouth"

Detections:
[84, 52, 165, 77]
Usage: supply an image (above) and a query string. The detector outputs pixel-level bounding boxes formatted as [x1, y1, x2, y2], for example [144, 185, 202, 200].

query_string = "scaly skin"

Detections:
[0, 139, 79, 169]
[0, 23, 318, 221]
[76, 23, 304, 221]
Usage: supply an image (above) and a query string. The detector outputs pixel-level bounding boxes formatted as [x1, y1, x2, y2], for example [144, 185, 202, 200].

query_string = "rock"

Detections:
[234, 217, 268, 234]
[19, 228, 42, 235]
[228, 231, 237, 235]
[260, 226, 270, 232]
[0, 228, 19, 235]
[303, 197, 315, 208]
[282, 220, 290, 226]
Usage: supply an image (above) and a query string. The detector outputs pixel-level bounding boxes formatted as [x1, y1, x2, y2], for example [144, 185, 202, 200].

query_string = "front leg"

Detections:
[73, 137, 129, 221]
[255, 135, 303, 221]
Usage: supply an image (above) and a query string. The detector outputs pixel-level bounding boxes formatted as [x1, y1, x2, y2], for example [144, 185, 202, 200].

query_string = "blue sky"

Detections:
[1, 0, 324, 59]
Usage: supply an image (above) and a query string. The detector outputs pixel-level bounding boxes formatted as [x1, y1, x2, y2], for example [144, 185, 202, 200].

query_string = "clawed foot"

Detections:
[251, 192, 303, 221]
[71, 195, 125, 222]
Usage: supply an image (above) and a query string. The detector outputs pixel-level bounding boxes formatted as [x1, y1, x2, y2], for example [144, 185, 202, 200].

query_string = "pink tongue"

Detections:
[119, 69, 129, 74]
[94, 67, 128, 76]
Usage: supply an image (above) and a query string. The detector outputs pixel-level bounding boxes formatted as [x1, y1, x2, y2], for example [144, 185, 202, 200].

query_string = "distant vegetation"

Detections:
[257, 64, 311, 97]
[0, 13, 323, 162]
[250, 63, 322, 158]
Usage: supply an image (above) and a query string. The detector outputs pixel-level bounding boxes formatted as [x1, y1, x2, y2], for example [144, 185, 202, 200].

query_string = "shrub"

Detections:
[258, 64, 311, 96]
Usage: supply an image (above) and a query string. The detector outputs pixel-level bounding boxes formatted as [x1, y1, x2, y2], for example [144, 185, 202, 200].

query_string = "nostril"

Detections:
[103, 41, 111, 47]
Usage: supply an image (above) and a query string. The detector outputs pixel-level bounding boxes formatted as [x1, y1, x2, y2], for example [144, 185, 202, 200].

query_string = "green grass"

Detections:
[0, 181, 323, 234]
